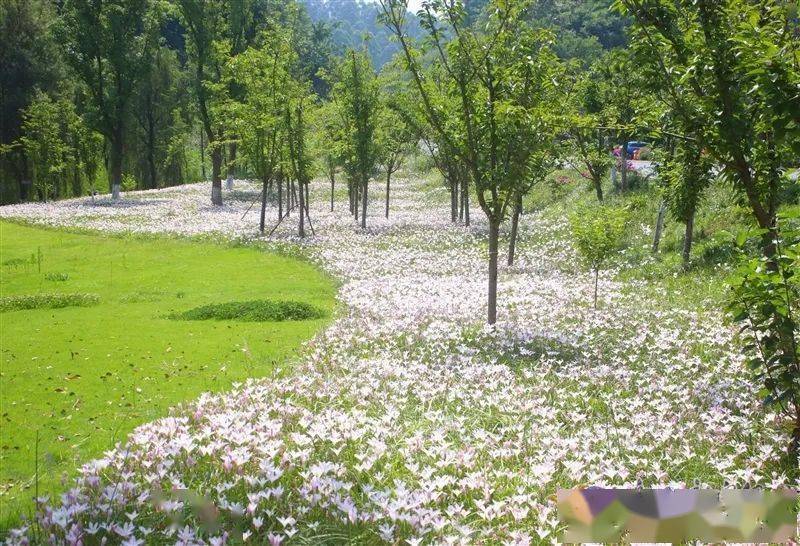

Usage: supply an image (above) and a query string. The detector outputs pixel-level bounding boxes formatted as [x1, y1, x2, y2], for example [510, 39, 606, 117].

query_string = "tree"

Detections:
[176, 0, 242, 206]
[570, 205, 628, 308]
[660, 141, 713, 268]
[563, 60, 615, 203]
[58, 0, 159, 199]
[597, 49, 647, 193]
[728, 212, 800, 457]
[616, 0, 800, 262]
[380, 0, 562, 324]
[132, 46, 188, 190]
[0, 0, 64, 203]
[225, 30, 293, 232]
[19, 93, 68, 201]
[330, 49, 381, 229]
[376, 105, 414, 218]
[314, 100, 345, 212]
[19, 92, 99, 202]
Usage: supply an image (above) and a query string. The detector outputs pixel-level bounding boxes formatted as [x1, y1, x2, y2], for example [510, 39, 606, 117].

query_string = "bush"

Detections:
[570, 205, 629, 307]
[728, 215, 800, 456]
[45, 272, 70, 281]
[170, 299, 326, 322]
[0, 293, 100, 312]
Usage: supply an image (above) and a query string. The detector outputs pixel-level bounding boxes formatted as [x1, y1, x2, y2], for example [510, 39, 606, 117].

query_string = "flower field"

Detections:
[0, 177, 790, 545]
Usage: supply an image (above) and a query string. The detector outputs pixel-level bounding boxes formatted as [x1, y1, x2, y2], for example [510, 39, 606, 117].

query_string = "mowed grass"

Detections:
[0, 221, 336, 527]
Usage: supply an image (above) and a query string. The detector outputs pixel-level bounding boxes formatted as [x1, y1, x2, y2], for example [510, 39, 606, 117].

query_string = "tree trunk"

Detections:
[147, 112, 157, 189]
[199, 128, 206, 181]
[450, 178, 458, 222]
[487, 219, 500, 325]
[330, 171, 335, 212]
[620, 143, 628, 192]
[385, 167, 391, 218]
[463, 176, 470, 226]
[109, 130, 123, 199]
[354, 182, 359, 222]
[226, 142, 236, 190]
[682, 208, 695, 269]
[278, 175, 283, 221]
[593, 173, 603, 203]
[210, 144, 223, 206]
[459, 177, 464, 222]
[361, 178, 368, 229]
[305, 182, 310, 214]
[652, 201, 666, 253]
[259, 178, 268, 233]
[507, 195, 522, 266]
[298, 180, 305, 237]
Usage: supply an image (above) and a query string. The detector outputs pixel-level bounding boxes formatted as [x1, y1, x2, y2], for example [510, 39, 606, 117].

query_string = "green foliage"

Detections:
[170, 299, 326, 322]
[728, 214, 800, 452]
[563, 59, 618, 201]
[570, 205, 628, 271]
[19, 92, 100, 201]
[57, 0, 162, 190]
[617, 0, 799, 246]
[660, 143, 714, 224]
[329, 49, 381, 214]
[0, 292, 99, 312]
[223, 28, 297, 186]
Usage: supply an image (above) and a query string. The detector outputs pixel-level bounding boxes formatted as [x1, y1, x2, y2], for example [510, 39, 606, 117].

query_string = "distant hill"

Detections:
[301, 0, 424, 68]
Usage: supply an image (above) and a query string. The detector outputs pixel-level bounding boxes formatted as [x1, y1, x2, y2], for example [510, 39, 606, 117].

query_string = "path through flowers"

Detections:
[1, 177, 790, 545]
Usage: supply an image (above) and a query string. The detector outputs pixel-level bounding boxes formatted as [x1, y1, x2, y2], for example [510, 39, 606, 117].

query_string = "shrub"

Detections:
[0, 293, 100, 312]
[170, 299, 326, 322]
[570, 205, 628, 308]
[45, 272, 70, 282]
[728, 214, 800, 457]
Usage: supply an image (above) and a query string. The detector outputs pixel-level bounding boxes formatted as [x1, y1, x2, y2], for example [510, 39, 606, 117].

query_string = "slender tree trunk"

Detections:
[259, 178, 268, 232]
[463, 176, 470, 226]
[487, 220, 500, 325]
[305, 182, 310, 214]
[298, 180, 305, 237]
[361, 178, 368, 229]
[652, 200, 666, 253]
[226, 142, 237, 190]
[354, 182, 359, 222]
[385, 167, 391, 218]
[109, 130, 123, 199]
[210, 144, 223, 206]
[450, 178, 458, 222]
[620, 143, 628, 192]
[199, 128, 206, 181]
[330, 171, 335, 212]
[147, 112, 157, 189]
[682, 208, 695, 268]
[278, 175, 283, 221]
[508, 195, 522, 266]
[458, 175, 464, 222]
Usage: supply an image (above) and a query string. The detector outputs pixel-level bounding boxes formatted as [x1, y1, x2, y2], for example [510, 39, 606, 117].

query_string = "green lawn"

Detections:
[0, 221, 336, 527]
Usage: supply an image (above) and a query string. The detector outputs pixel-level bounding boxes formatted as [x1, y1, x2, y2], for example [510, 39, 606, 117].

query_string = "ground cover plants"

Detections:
[0, 177, 792, 544]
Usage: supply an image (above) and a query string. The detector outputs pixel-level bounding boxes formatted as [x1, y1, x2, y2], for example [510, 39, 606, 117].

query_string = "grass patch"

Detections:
[0, 221, 336, 529]
[0, 293, 98, 312]
[171, 299, 326, 322]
